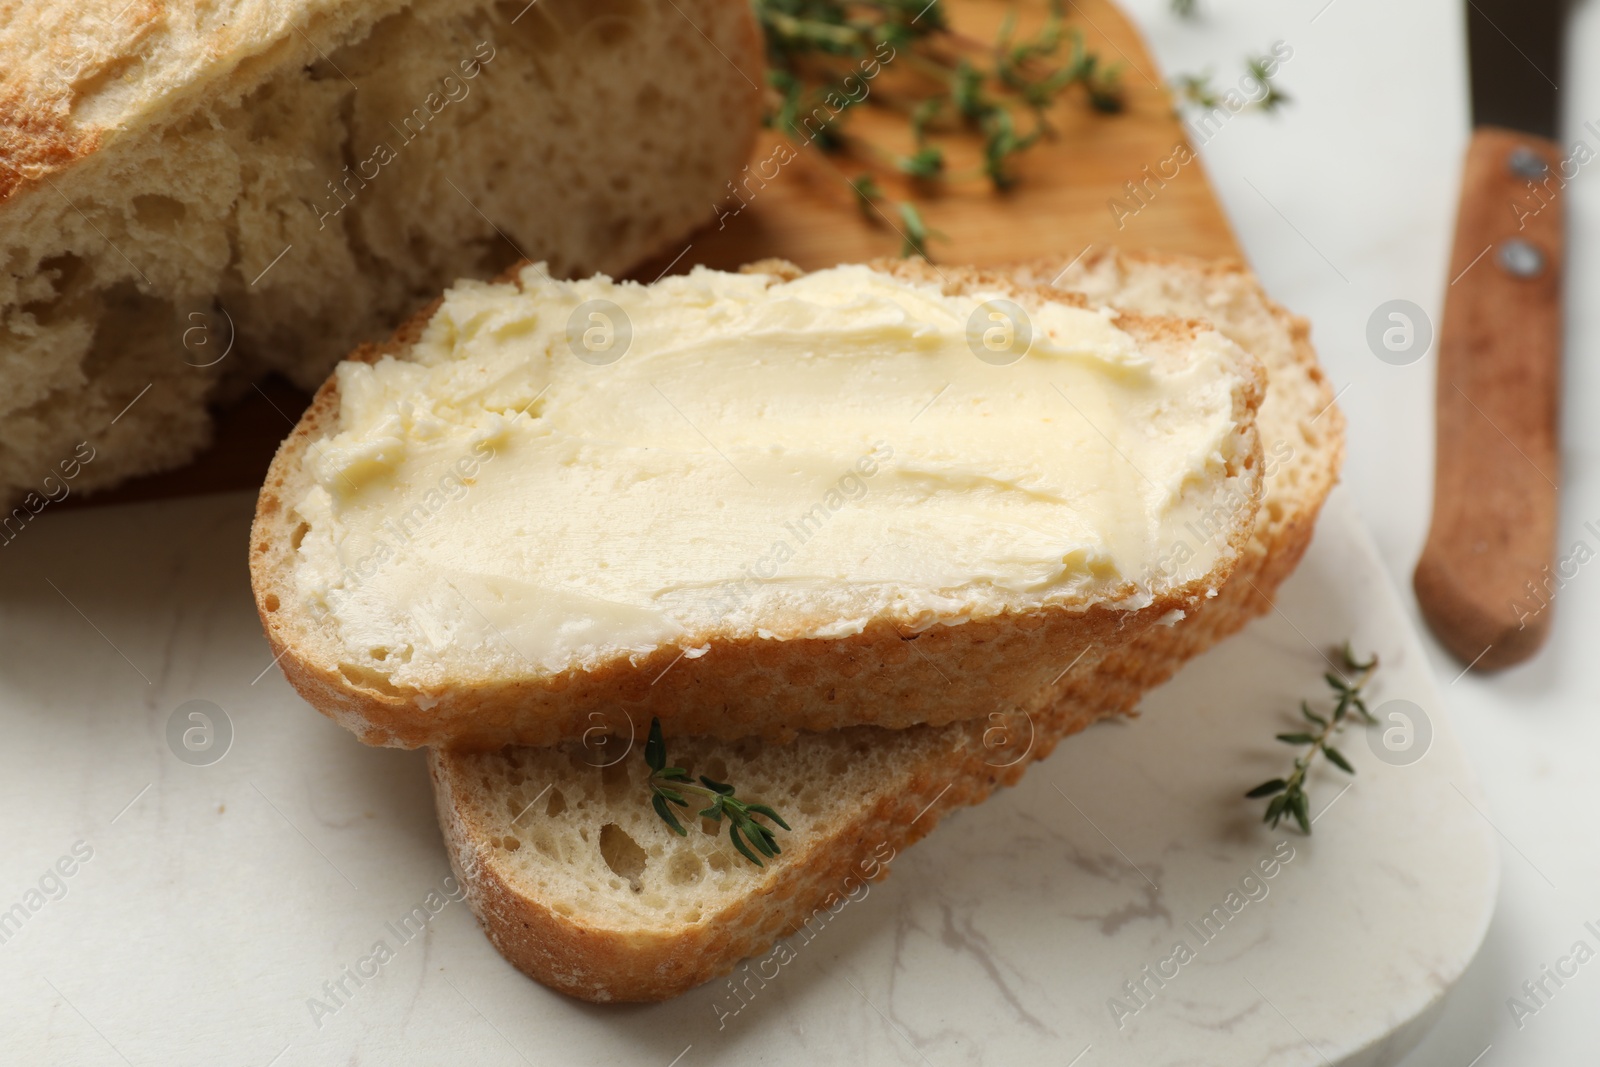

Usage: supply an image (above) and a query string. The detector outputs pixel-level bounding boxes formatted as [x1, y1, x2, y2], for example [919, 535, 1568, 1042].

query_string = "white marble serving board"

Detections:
[0, 487, 1495, 1066]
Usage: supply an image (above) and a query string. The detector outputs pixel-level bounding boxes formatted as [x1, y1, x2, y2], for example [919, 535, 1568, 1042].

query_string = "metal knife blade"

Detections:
[1467, 0, 1563, 137]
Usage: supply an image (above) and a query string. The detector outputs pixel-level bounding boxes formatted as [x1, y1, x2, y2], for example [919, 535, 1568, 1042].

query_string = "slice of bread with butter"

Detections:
[251, 258, 1267, 749]
[426, 250, 1343, 1003]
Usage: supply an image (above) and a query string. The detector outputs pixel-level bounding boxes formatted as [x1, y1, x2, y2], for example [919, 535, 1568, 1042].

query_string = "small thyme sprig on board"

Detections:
[1246, 644, 1379, 834]
[896, 201, 941, 258]
[645, 718, 791, 867]
[851, 174, 947, 257]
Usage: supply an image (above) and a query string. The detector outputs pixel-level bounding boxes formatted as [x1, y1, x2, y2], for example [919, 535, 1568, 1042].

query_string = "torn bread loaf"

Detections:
[0, 0, 760, 507]
[428, 250, 1342, 1003]
[252, 259, 1267, 748]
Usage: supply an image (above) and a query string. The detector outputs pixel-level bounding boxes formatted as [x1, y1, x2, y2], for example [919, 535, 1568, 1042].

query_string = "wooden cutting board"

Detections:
[73, 0, 1235, 509]
[650, 0, 1238, 272]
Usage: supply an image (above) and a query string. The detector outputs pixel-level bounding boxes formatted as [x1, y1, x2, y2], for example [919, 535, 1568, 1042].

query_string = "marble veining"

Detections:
[0, 488, 1496, 1065]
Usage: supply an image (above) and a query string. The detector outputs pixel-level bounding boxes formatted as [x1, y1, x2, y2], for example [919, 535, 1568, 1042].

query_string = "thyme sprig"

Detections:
[757, 0, 1123, 255]
[851, 174, 947, 257]
[850, 172, 886, 215]
[896, 201, 942, 258]
[1171, 71, 1222, 110]
[1245, 53, 1290, 111]
[1172, 53, 1290, 114]
[645, 718, 791, 867]
[1245, 644, 1379, 834]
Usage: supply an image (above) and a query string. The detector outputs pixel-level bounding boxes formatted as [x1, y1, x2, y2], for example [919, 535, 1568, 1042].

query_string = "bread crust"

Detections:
[251, 261, 1267, 749]
[427, 249, 1344, 1004]
[0, 0, 147, 204]
[1023, 248, 1343, 714]
[0, 0, 765, 222]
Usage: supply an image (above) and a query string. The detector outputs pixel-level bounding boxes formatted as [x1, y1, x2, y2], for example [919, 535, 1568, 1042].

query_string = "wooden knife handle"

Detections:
[1415, 127, 1564, 671]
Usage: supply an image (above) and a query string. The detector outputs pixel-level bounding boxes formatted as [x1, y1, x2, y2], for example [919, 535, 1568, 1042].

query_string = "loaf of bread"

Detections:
[427, 250, 1342, 1002]
[0, 0, 760, 507]
[251, 258, 1267, 749]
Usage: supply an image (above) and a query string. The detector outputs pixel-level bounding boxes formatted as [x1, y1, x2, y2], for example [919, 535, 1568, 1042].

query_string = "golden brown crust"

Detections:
[0, 88, 98, 205]
[251, 261, 1266, 749]
[0, 0, 158, 204]
[0, 0, 765, 207]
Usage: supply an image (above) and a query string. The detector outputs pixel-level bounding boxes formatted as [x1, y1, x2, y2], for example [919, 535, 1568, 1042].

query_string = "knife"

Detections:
[1413, 0, 1567, 671]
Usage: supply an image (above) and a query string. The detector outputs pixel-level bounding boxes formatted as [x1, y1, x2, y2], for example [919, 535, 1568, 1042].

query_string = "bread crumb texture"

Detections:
[0, 0, 758, 505]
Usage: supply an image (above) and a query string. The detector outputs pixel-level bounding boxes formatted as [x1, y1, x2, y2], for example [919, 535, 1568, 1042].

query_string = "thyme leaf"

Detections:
[1246, 644, 1379, 834]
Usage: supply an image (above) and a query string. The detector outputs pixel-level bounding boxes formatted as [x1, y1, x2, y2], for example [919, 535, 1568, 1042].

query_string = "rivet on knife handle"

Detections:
[1414, 127, 1563, 671]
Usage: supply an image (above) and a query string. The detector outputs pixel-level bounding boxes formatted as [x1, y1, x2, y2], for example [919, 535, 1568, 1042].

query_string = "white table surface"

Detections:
[1118, 0, 1600, 1061]
[1, 487, 1481, 1066]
